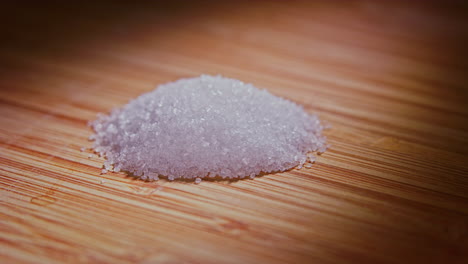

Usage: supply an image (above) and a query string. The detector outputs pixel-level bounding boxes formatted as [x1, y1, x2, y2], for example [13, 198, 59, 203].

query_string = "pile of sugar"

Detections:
[90, 75, 327, 182]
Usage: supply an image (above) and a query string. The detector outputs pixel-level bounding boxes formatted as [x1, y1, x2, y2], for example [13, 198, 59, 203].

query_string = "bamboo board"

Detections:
[1, 2, 467, 264]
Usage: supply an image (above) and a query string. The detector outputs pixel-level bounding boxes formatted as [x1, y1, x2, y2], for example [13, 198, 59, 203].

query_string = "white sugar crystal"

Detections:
[90, 75, 327, 181]
[318, 145, 328, 154]
[148, 172, 159, 181]
[307, 153, 316, 163]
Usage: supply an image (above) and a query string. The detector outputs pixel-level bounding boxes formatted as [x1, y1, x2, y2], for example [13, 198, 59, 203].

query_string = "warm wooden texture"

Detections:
[1, 1, 467, 264]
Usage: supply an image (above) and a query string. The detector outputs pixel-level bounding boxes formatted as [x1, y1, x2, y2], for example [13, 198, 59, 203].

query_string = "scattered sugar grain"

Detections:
[147, 172, 159, 181]
[307, 153, 316, 163]
[90, 75, 327, 182]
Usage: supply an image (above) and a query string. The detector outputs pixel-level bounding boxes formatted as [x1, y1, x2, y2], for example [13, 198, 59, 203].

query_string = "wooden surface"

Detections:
[1, 1, 468, 263]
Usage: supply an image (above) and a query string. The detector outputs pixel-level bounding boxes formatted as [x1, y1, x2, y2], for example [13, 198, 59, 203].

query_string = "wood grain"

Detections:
[1, 1, 467, 263]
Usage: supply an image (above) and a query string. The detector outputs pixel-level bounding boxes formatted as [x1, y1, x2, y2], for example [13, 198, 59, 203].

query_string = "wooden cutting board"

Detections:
[1, 2, 467, 263]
